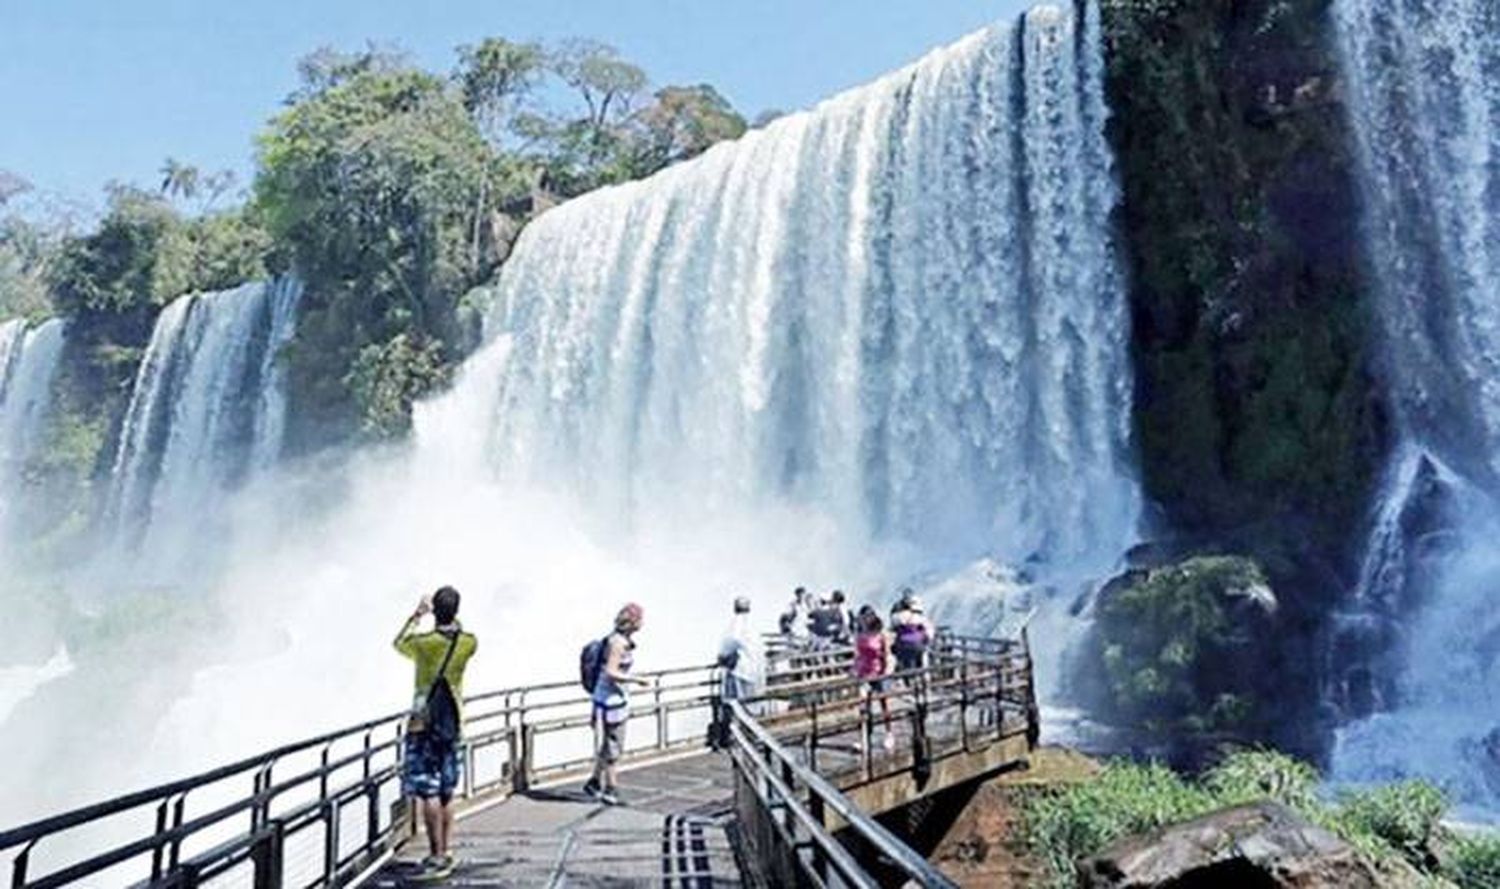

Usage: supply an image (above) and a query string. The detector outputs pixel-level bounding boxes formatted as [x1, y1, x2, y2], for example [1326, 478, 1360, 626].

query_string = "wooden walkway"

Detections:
[370, 754, 743, 888]
[369, 691, 1030, 887]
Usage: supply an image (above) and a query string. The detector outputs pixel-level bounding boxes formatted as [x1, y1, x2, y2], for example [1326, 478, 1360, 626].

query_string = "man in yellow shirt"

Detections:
[395, 587, 478, 879]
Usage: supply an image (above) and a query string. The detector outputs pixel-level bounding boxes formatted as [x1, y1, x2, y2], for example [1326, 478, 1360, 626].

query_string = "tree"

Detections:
[50, 184, 268, 317]
[159, 158, 200, 203]
[549, 39, 646, 164]
[454, 37, 545, 146]
[622, 84, 747, 177]
[292, 44, 409, 100]
[0, 170, 31, 208]
[255, 56, 506, 441]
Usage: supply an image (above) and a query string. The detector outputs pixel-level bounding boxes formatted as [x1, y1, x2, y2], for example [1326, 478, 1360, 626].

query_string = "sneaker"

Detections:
[411, 856, 454, 882]
[583, 778, 602, 799]
[599, 789, 622, 806]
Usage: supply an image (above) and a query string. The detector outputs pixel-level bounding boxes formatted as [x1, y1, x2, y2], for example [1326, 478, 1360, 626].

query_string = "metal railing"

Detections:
[0, 662, 719, 889]
[725, 632, 1036, 888]
[728, 700, 959, 889]
[2, 631, 1036, 889]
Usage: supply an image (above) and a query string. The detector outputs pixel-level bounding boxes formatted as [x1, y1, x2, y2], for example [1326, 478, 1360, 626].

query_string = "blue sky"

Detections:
[1, 1, 1031, 208]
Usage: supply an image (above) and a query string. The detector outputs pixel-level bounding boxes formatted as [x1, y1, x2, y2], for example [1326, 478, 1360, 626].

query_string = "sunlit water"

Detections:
[0, 3, 1139, 828]
[1333, 0, 1500, 820]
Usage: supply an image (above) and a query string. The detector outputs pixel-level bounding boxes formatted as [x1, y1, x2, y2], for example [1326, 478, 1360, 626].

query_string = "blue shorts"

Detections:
[403, 733, 462, 802]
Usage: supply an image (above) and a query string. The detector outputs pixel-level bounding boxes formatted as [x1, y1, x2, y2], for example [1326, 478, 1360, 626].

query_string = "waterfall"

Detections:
[106, 279, 301, 572]
[0, 317, 66, 536]
[1333, 0, 1500, 819]
[466, 2, 1137, 573]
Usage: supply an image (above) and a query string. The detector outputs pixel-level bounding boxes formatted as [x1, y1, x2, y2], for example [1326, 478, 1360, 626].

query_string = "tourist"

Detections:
[718, 596, 762, 703]
[829, 590, 855, 644]
[394, 586, 479, 879]
[585, 603, 649, 805]
[852, 606, 896, 752]
[778, 586, 814, 645]
[808, 593, 847, 649]
[891, 589, 935, 673]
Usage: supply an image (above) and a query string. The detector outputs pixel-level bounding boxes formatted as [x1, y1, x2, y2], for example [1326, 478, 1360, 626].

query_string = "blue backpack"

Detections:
[580, 635, 609, 693]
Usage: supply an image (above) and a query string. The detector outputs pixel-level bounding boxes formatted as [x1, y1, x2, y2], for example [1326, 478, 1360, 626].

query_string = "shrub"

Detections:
[1202, 749, 1319, 809]
[1024, 762, 1219, 887]
[1092, 555, 1276, 739]
[1445, 832, 1500, 889]
[1334, 781, 1449, 871]
[1022, 753, 1479, 888]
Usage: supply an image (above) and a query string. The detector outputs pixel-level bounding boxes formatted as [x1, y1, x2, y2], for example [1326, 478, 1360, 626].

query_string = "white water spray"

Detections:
[1, 6, 1140, 822]
[0, 317, 66, 547]
[481, 5, 1135, 573]
[104, 279, 301, 580]
[1333, 0, 1500, 820]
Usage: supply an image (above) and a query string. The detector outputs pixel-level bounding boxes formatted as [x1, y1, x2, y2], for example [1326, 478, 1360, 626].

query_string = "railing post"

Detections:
[251, 818, 284, 889]
[654, 678, 668, 750]
[168, 793, 188, 869]
[861, 694, 874, 782]
[151, 798, 170, 880]
[959, 657, 971, 752]
[808, 793, 828, 881]
[12, 840, 35, 889]
[806, 701, 818, 774]
[508, 725, 523, 793]
[323, 799, 341, 886]
[519, 724, 536, 791]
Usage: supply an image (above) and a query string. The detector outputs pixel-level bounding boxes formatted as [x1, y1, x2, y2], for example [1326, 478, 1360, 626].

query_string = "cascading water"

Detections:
[105, 278, 301, 579]
[475, 2, 1137, 575]
[0, 317, 66, 540]
[3, 5, 1141, 820]
[1332, 0, 1500, 819]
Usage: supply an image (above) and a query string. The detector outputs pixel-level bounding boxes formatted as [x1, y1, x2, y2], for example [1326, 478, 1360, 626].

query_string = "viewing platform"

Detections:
[0, 631, 1039, 888]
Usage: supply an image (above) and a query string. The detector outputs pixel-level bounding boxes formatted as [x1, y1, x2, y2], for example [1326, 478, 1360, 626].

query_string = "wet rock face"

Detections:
[1078, 801, 1380, 889]
[1077, 555, 1283, 756]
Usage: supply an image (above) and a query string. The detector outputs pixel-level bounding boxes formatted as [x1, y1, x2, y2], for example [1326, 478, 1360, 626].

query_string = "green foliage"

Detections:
[1445, 833, 1500, 889]
[1202, 749, 1319, 809]
[1094, 556, 1274, 738]
[50, 185, 268, 317]
[1102, 0, 1386, 548]
[455, 38, 546, 145]
[1333, 781, 1449, 871]
[616, 85, 747, 179]
[346, 333, 451, 438]
[0, 183, 67, 321]
[1024, 762, 1221, 887]
[1023, 754, 1483, 888]
[255, 60, 503, 440]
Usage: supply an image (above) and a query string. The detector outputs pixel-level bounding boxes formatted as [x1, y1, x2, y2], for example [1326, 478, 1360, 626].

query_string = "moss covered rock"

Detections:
[1086, 555, 1279, 746]
[1103, 0, 1389, 561]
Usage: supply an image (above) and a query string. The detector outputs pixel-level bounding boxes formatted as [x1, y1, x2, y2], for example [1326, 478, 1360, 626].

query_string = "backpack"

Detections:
[580, 635, 610, 693]
[810, 606, 843, 639]
[414, 632, 463, 745]
[894, 620, 930, 652]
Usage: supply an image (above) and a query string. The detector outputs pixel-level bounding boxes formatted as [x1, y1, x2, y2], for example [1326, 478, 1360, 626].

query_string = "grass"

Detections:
[1021, 750, 1498, 888]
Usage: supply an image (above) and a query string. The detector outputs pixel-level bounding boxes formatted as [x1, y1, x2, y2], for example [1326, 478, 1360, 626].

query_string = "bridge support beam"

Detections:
[829, 733, 1030, 831]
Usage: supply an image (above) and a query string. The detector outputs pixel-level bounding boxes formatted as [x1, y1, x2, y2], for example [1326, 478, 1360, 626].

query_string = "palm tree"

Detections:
[159, 158, 200, 203]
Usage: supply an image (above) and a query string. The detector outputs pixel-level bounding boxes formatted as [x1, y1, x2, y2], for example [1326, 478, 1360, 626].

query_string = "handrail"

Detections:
[1, 661, 717, 888]
[727, 699, 960, 888]
[2, 632, 1034, 889]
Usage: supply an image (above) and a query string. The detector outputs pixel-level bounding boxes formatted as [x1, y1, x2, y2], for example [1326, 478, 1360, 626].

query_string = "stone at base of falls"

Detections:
[1077, 801, 1379, 888]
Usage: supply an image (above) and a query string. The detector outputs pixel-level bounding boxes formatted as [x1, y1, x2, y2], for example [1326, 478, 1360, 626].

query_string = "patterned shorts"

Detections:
[403, 733, 462, 802]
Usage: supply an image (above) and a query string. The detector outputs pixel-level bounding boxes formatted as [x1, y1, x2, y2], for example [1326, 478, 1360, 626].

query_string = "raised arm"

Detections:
[394, 596, 432, 656]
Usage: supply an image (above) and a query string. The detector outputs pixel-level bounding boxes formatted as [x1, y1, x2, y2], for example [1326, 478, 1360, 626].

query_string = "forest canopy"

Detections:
[0, 35, 750, 445]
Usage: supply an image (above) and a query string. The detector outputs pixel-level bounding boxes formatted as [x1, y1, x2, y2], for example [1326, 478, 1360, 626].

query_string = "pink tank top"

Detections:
[854, 632, 887, 679]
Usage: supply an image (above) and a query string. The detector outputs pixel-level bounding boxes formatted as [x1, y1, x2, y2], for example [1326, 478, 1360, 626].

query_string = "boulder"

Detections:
[1078, 801, 1380, 888]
